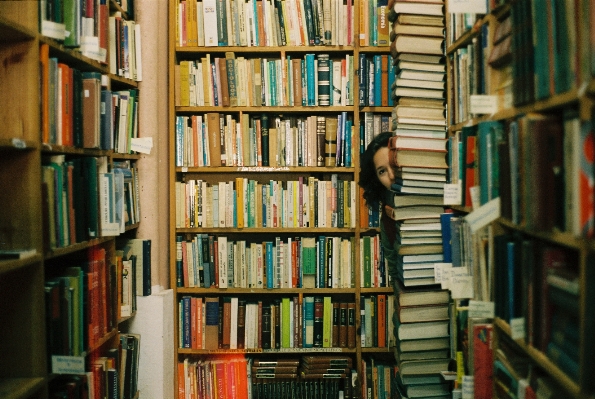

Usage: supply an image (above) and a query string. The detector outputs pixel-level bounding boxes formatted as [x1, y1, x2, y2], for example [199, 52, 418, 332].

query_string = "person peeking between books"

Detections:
[359, 131, 399, 281]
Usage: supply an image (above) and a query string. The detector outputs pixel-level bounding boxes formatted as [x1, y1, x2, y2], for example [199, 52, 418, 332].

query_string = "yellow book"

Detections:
[322, 296, 332, 347]
[179, 61, 190, 107]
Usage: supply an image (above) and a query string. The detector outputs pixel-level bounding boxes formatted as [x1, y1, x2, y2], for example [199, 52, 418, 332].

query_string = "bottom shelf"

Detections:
[0, 377, 46, 399]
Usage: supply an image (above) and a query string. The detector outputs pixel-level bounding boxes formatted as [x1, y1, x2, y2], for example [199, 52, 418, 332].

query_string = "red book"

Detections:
[177, 362, 185, 399]
[222, 297, 232, 348]
[473, 323, 494, 399]
[215, 361, 226, 399]
[377, 295, 386, 347]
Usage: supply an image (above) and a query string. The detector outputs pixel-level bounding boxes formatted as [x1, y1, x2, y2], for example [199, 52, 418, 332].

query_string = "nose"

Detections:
[387, 166, 396, 182]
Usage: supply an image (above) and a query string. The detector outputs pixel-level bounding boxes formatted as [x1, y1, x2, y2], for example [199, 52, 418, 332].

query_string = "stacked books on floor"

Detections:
[386, 1, 452, 397]
[392, 279, 453, 398]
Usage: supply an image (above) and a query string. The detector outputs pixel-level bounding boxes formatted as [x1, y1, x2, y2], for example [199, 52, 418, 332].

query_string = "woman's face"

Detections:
[373, 147, 396, 190]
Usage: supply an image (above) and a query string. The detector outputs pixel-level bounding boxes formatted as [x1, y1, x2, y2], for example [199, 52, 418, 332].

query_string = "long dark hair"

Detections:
[359, 131, 392, 208]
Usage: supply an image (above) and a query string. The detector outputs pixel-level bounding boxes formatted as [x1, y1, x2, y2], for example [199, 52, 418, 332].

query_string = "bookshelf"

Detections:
[0, 1, 143, 398]
[168, 0, 395, 395]
[445, 1, 595, 397]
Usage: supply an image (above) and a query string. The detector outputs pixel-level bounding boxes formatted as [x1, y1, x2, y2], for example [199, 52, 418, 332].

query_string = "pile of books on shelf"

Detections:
[392, 280, 453, 398]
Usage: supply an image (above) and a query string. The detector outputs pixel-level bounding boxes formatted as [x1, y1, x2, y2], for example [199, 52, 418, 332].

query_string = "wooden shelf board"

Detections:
[177, 287, 356, 295]
[0, 255, 42, 276]
[176, 105, 355, 113]
[494, 318, 582, 398]
[0, 377, 46, 399]
[178, 347, 357, 355]
[175, 227, 355, 234]
[176, 45, 356, 54]
[177, 166, 355, 173]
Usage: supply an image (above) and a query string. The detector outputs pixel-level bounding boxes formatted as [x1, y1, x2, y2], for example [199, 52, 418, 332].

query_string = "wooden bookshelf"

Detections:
[168, 0, 396, 395]
[446, 0, 595, 397]
[0, 0, 143, 397]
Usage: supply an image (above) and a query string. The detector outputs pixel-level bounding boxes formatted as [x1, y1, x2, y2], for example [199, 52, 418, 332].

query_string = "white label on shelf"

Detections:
[462, 376, 474, 399]
[41, 20, 66, 40]
[510, 317, 526, 340]
[451, 275, 473, 299]
[469, 95, 497, 114]
[52, 356, 86, 374]
[468, 300, 495, 318]
[131, 137, 153, 154]
[440, 263, 453, 290]
[469, 186, 480, 210]
[443, 182, 462, 205]
[464, 197, 500, 233]
[434, 262, 451, 286]
[448, 0, 487, 14]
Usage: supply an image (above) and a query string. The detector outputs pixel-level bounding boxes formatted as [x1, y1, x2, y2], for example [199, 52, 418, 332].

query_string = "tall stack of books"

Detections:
[385, 1, 452, 397]
[385, 0, 447, 286]
[392, 279, 453, 398]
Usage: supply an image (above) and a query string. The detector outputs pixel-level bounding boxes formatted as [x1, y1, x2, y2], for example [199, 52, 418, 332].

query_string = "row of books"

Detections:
[359, 295, 396, 348]
[175, 53, 355, 108]
[45, 241, 149, 363]
[40, 45, 140, 152]
[42, 156, 141, 249]
[357, 54, 396, 107]
[178, 356, 357, 398]
[493, 234, 582, 382]
[178, 296, 358, 350]
[453, 111, 594, 238]
[174, 177, 356, 229]
[39, 0, 142, 81]
[175, 234, 360, 289]
[176, 0, 354, 47]
[174, 112, 354, 168]
[49, 332, 140, 399]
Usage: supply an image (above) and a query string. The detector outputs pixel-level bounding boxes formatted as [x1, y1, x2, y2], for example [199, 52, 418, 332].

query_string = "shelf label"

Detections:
[468, 300, 495, 318]
[464, 197, 500, 233]
[41, 20, 66, 41]
[443, 182, 461, 205]
[462, 375, 474, 399]
[469, 95, 497, 115]
[131, 137, 153, 154]
[451, 274, 474, 299]
[448, 0, 486, 14]
[510, 317, 526, 340]
[52, 356, 85, 374]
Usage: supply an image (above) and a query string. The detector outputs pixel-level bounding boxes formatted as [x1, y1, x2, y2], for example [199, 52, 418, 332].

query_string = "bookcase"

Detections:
[0, 1, 143, 398]
[445, 0, 595, 397]
[168, 0, 396, 396]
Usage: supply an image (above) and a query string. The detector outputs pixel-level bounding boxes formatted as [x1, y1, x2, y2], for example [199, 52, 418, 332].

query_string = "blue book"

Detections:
[358, 53, 367, 106]
[182, 296, 191, 347]
[367, 59, 375, 106]
[305, 54, 317, 106]
[265, 241, 274, 289]
[374, 55, 382, 106]
[202, 235, 211, 288]
[345, 117, 352, 167]
[506, 240, 516, 321]
[532, 0, 551, 100]
[450, 217, 462, 268]
[388, 59, 396, 106]
[477, 120, 504, 205]
[303, 296, 315, 347]
[440, 213, 455, 263]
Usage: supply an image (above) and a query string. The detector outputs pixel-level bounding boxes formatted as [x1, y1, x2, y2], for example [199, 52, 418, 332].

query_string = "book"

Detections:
[396, 320, 449, 340]
[393, 278, 450, 307]
[384, 204, 445, 221]
[473, 323, 494, 399]
[397, 357, 451, 375]
[392, 34, 445, 56]
[397, 303, 449, 323]
[390, 135, 447, 151]
[390, 149, 448, 169]
[389, 1, 444, 16]
[384, 191, 445, 208]
[124, 238, 151, 296]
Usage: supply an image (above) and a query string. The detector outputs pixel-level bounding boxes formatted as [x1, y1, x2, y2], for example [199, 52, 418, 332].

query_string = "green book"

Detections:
[322, 296, 332, 347]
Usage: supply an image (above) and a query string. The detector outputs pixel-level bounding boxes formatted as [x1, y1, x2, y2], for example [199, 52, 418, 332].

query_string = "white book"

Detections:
[202, 0, 219, 46]
[196, 1, 205, 46]
[217, 236, 228, 288]
[230, 297, 238, 349]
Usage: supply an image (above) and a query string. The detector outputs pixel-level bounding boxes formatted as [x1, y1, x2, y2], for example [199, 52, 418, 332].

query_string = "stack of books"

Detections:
[392, 279, 453, 398]
[384, 0, 447, 288]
